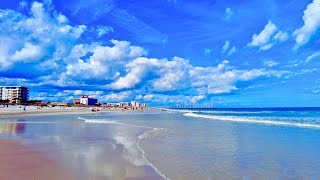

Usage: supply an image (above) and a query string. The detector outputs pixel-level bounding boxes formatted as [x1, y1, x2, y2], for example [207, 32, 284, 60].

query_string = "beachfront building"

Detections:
[130, 101, 140, 107]
[120, 102, 130, 107]
[130, 101, 148, 110]
[73, 98, 80, 105]
[0, 86, 29, 104]
[74, 95, 98, 106]
[56, 102, 68, 107]
[104, 103, 120, 107]
[130, 101, 148, 108]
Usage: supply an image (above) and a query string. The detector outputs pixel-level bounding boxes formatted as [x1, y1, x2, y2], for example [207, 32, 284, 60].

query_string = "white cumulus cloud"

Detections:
[0, 1, 290, 104]
[104, 91, 132, 102]
[293, 0, 320, 48]
[0, 1, 86, 69]
[191, 95, 206, 103]
[248, 20, 288, 50]
[248, 21, 277, 49]
[11, 43, 42, 62]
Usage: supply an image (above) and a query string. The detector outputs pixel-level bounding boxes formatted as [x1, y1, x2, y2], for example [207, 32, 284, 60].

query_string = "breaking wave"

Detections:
[78, 117, 158, 129]
[183, 112, 320, 129]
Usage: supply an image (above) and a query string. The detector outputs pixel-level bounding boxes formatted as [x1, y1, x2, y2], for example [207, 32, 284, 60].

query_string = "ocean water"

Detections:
[1, 108, 320, 179]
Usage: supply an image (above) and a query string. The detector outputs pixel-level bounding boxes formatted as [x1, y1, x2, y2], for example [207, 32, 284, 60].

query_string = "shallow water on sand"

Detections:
[0, 113, 162, 180]
[1, 108, 320, 179]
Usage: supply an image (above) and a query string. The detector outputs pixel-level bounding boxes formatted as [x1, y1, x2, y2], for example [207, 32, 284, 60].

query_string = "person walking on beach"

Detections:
[23, 106, 26, 112]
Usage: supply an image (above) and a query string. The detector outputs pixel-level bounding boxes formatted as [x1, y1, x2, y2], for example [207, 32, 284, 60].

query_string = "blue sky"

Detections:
[0, 0, 320, 107]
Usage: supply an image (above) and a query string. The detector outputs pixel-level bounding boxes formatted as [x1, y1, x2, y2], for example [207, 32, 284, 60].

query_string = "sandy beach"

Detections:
[0, 139, 73, 180]
[0, 105, 126, 116]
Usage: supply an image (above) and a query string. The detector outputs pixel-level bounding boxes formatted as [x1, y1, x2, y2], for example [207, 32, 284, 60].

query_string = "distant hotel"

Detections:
[104, 101, 146, 108]
[0, 86, 29, 104]
[131, 101, 146, 108]
[74, 95, 98, 106]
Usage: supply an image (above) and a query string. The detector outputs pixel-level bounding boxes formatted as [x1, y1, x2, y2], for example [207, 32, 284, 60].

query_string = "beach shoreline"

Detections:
[0, 106, 136, 117]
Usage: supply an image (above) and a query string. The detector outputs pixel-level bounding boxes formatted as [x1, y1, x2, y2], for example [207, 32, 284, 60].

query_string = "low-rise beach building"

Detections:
[56, 102, 68, 107]
[120, 102, 130, 107]
[74, 95, 98, 106]
[102, 101, 146, 109]
[73, 98, 80, 104]
[105, 103, 120, 107]
[0, 86, 29, 104]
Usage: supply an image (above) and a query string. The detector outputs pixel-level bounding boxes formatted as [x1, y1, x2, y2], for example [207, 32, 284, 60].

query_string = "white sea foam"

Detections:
[137, 128, 170, 180]
[183, 112, 320, 129]
[82, 119, 118, 124]
[79, 117, 157, 129]
[198, 110, 274, 114]
[78, 116, 169, 179]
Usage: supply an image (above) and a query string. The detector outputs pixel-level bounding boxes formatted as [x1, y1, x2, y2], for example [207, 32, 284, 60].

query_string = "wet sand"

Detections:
[0, 113, 163, 180]
[0, 139, 73, 180]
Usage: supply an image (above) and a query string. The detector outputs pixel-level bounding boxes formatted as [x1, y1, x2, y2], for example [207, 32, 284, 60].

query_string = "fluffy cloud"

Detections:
[143, 94, 154, 101]
[248, 21, 277, 48]
[11, 43, 42, 62]
[31, 89, 105, 102]
[191, 95, 205, 103]
[136, 94, 154, 101]
[63, 40, 147, 82]
[96, 26, 114, 37]
[293, 0, 320, 48]
[190, 61, 286, 94]
[106, 54, 286, 95]
[152, 57, 191, 91]
[108, 63, 148, 90]
[0, 1, 289, 105]
[272, 31, 289, 42]
[248, 21, 288, 50]
[0, 1, 86, 69]
[58, 43, 283, 95]
[70, 90, 104, 97]
[104, 91, 132, 102]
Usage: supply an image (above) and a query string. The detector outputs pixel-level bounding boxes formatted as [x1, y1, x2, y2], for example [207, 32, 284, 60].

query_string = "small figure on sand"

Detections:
[23, 106, 26, 112]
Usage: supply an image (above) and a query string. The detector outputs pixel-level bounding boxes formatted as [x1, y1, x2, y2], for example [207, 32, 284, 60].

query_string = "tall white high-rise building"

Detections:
[0, 86, 29, 104]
